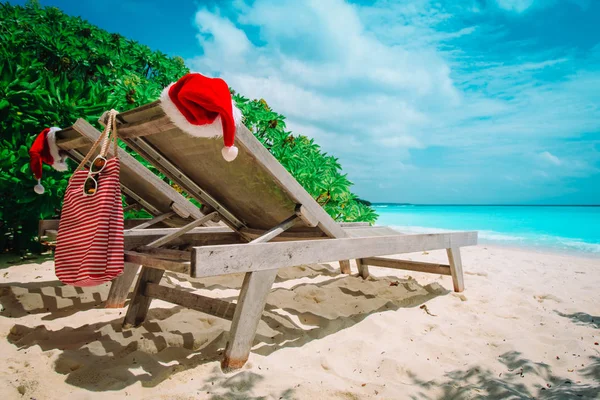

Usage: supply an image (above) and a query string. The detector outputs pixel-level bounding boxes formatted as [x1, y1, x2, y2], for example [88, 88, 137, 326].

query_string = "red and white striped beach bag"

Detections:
[54, 110, 124, 286]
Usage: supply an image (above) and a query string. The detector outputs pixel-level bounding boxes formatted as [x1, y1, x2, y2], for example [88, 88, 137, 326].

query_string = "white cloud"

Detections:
[539, 151, 562, 166]
[186, 0, 600, 203]
[494, 0, 537, 12]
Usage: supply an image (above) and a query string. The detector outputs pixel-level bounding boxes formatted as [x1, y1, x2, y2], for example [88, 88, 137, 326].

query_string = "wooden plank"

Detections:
[123, 134, 246, 230]
[127, 212, 175, 231]
[339, 260, 352, 274]
[222, 269, 278, 372]
[295, 204, 318, 227]
[105, 263, 140, 308]
[361, 257, 452, 275]
[124, 226, 232, 237]
[192, 231, 478, 278]
[221, 214, 299, 371]
[124, 251, 190, 274]
[145, 283, 236, 320]
[134, 246, 191, 261]
[234, 124, 348, 239]
[343, 226, 401, 237]
[339, 222, 371, 227]
[123, 267, 165, 328]
[146, 212, 217, 248]
[55, 135, 89, 150]
[446, 247, 465, 292]
[115, 114, 177, 139]
[356, 258, 369, 279]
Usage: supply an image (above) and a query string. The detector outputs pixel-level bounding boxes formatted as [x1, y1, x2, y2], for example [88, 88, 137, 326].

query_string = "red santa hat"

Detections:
[28, 127, 68, 194]
[159, 72, 242, 162]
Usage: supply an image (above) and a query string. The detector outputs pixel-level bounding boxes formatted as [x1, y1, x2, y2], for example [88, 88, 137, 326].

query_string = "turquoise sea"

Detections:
[373, 205, 600, 256]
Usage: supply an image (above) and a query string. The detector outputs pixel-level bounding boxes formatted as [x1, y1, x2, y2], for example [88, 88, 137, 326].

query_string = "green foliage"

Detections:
[0, 1, 377, 254]
[235, 96, 378, 223]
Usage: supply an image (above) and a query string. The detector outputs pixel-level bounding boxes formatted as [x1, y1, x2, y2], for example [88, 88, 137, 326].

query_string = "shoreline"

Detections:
[385, 225, 600, 260]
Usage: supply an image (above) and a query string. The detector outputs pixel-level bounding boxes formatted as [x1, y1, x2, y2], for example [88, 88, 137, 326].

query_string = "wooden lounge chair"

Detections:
[40, 120, 402, 308]
[45, 101, 477, 371]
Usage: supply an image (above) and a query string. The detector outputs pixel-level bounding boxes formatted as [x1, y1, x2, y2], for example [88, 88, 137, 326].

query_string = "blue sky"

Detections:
[13, 0, 600, 204]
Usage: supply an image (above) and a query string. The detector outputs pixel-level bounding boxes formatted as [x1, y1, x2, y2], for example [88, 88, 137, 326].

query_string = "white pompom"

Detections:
[34, 182, 45, 195]
[222, 145, 238, 162]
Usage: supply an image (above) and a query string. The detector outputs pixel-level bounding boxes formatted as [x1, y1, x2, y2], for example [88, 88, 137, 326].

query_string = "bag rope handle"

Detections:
[71, 109, 120, 178]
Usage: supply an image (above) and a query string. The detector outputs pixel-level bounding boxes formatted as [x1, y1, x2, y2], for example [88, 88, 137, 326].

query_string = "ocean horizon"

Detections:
[373, 204, 600, 256]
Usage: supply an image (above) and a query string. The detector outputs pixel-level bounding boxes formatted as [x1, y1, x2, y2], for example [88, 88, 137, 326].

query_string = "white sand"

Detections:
[0, 245, 598, 399]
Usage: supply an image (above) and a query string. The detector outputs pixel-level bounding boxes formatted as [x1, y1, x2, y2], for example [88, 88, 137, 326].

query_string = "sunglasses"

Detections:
[83, 155, 108, 196]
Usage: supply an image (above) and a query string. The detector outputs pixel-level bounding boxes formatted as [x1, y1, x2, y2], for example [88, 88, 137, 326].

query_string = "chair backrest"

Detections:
[108, 101, 348, 239]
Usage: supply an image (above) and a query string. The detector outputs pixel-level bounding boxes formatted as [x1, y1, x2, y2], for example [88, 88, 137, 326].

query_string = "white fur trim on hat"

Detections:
[159, 84, 243, 139]
[46, 127, 68, 172]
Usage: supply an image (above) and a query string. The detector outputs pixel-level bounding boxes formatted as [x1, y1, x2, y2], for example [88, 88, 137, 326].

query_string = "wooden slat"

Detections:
[356, 258, 369, 279]
[146, 212, 217, 248]
[222, 214, 299, 371]
[123, 267, 165, 328]
[105, 263, 141, 308]
[192, 231, 478, 278]
[116, 114, 177, 139]
[235, 124, 348, 238]
[134, 246, 190, 261]
[124, 226, 232, 237]
[123, 134, 246, 229]
[145, 283, 236, 320]
[127, 212, 175, 231]
[361, 257, 452, 275]
[447, 247, 465, 292]
[339, 260, 352, 274]
[124, 251, 190, 274]
[222, 268, 278, 372]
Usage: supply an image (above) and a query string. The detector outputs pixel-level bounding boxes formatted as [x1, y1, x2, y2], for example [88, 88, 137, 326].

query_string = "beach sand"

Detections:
[0, 245, 598, 399]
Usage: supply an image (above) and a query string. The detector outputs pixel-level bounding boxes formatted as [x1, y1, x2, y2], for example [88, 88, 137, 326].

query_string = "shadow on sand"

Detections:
[406, 351, 600, 399]
[3, 263, 448, 392]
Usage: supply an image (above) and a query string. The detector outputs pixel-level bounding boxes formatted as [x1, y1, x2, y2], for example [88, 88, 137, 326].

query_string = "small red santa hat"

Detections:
[28, 127, 68, 194]
[159, 72, 242, 162]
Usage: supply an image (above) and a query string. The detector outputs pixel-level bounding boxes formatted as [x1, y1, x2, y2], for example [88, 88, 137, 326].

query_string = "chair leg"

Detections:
[356, 258, 369, 279]
[105, 263, 140, 308]
[123, 266, 165, 328]
[221, 269, 278, 372]
[446, 247, 465, 292]
[339, 259, 352, 274]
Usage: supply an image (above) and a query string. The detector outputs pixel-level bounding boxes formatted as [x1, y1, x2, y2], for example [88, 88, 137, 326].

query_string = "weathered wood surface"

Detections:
[123, 135, 245, 230]
[221, 214, 299, 371]
[446, 247, 465, 292]
[222, 269, 277, 372]
[192, 232, 477, 278]
[339, 260, 352, 274]
[113, 102, 347, 240]
[127, 212, 175, 231]
[123, 267, 165, 328]
[361, 257, 452, 275]
[145, 283, 236, 320]
[134, 246, 191, 261]
[343, 225, 401, 237]
[356, 258, 369, 279]
[105, 263, 140, 308]
[295, 204, 318, 228]
[146, 212, 217, 248]
[124, 251, 190, 274]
